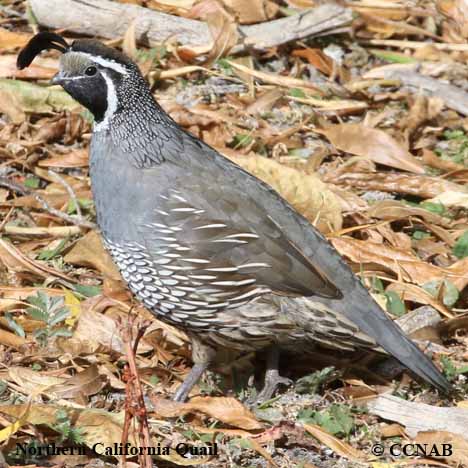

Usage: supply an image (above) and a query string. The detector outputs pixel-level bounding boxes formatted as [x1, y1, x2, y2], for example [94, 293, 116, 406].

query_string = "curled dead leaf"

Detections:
[318, 124, 425, 173]
[64, 231, 121, 280]
[152, 396, 263, 430]
[302, 423, 367, 462]
[331, 236, 468, 292]
[225, 152, 342, 233]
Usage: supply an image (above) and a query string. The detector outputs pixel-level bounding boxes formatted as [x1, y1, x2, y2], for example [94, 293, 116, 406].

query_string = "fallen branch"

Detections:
[386, 70, 468, 117]
[29, 0, 352, 53]
[363, 67, 468, 117]
[367, 394, 468, 440]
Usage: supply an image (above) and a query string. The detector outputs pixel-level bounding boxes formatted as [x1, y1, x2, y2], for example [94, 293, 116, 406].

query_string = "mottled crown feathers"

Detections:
[70, 39, 135, 68]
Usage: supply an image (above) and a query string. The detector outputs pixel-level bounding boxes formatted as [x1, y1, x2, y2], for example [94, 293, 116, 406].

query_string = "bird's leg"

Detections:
[173, 336, 215, 402]
[173, 363, 208, 402]
[255, 347, 292, 403]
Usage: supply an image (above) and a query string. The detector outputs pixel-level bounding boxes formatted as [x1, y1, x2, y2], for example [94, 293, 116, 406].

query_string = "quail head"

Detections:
[18, 32, 450, 402]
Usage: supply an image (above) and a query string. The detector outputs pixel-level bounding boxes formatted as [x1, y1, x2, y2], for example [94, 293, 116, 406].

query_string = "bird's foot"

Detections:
[249, 369, 293, 405]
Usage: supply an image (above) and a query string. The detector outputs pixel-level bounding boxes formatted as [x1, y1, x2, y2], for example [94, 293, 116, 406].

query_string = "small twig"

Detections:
[0, 176, 96, 229]
[120, 315, 152, 468]
[0, 206, 15, 232]
[48, 169, 83, 219]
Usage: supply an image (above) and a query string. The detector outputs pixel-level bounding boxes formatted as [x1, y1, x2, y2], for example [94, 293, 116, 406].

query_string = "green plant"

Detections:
[295, 366, 338, 394]
[298, 404, 355, 437]
[453, 231, 468, 259]
[384, 291, 406, 317]
[441, 356, 468, 382]
[51, 409, 85, 444]
[26, 292, 72, 346]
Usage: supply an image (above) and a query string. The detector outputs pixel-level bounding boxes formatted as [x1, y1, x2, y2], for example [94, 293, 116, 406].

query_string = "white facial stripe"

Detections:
[77, 52, 129, 75]
[94, 71, 118, 133]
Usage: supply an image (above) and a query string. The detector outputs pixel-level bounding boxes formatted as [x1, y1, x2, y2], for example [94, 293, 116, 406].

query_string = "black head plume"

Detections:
[17, 32, 69, 70]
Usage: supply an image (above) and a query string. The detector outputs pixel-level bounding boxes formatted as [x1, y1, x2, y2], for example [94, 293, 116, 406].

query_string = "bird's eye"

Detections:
[85, 66, 97, 76]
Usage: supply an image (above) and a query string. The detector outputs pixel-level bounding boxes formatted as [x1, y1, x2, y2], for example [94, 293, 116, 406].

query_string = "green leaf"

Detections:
[49, 308, 70, 327]
[442, 280, 459, 307]
[38, 238, 68, 261]
[298, 404, 355, 436]
[412, 230, 431, 240]
[24, 176, 40, 189]
[231, 134, 253, 148]
[216, 58, 233, 74]
[27, 306, 47, 322]
[289, 88, 307, 98]
[441, 356, 457, 381]
[420, 201, 446, 216]
[456, 365, 468, 375]
[384, 291, 406, 316]
[453, 231, 468, 259]
[5, 313, 25, 338]
[49, 328, 73, 338]
[370, 50, 417, 64]
[295, 367, 337, 394]
[371, 276, 384, 293]
[73, 284, 102, 297]
[423, 279, 459, 307]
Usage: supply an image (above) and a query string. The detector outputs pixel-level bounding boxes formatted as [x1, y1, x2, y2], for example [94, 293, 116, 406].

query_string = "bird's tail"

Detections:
[313, 291, 451, 393]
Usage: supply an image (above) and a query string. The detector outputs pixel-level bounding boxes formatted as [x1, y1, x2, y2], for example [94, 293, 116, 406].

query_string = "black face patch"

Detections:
[62, 73, 108, 122]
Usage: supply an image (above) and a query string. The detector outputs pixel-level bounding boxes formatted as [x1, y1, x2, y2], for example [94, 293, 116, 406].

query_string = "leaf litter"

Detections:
[0, 0, 467, 467]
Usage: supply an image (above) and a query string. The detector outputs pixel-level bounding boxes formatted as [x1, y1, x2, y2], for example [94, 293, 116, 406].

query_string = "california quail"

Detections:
[18, 33, 450, 401]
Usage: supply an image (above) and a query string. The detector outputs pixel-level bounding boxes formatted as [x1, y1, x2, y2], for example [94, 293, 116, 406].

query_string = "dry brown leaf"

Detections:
[0, 28, 30, 50]
[0, 55, 56, 80]
[292, 48, 334, 76]
[0, 239, 73, 282]
[366, 200, 452, 227]
[427, 191, 468, 209]
[422, 148, 466, 172]
[331, 236, 468, 291]
[48, 365, 107, 400]
[0, 87, 25, 124]
[246, 88, 283, 115]
[64, 231, 121, 280]
[192, 0, 238, 64]
[227, 60, 324, 93]
[0, 329, 26, 349]
[153, 396, 263, 430]
[122, 20, 138, 60]
[386, 283, 452, 318]
[360, 12, 440, 39]
[438, 0, 468, 39]
[68, 306, 124, 354]
[288, 96, 368, 113]
[318, 124, 425, 173]
[7, 367, 65, 397]
[326, 171, 466, 199]
[415, 431, 468, 465]
[38, 149, 89, 168]
[148, 0, 196, 15]
[222, 0, 278, 24]
[302, 423, 367, 462]
[224, 152, 342, 233]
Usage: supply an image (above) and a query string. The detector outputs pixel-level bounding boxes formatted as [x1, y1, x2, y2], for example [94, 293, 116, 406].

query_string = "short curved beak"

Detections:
[51, 72, 65, 86]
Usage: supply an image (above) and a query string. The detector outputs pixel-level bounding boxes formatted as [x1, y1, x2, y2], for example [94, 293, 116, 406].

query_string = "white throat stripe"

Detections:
[94, 71, 118, 133]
